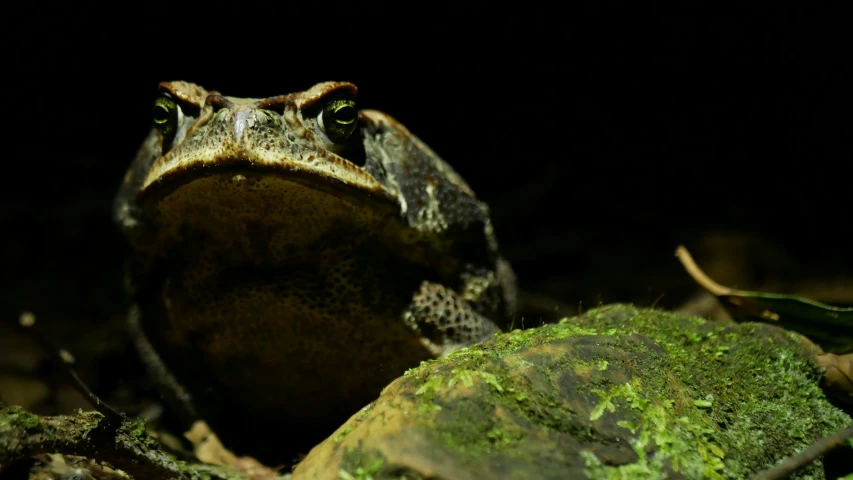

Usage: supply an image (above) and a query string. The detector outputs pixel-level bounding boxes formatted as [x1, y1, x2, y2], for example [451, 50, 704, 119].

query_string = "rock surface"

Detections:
[293, 304, 851, 480]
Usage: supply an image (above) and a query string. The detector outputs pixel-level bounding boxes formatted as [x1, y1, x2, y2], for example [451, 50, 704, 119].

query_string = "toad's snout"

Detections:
[231, 107, 258, 144]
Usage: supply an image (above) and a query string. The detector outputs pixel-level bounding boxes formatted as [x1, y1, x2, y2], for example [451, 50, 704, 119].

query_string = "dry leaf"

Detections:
[816, 353, 853, 404]
[185, 421, 281, 480]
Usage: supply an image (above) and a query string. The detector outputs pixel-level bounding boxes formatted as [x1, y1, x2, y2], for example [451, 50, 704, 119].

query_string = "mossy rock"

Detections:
[293, 304, 852, 480]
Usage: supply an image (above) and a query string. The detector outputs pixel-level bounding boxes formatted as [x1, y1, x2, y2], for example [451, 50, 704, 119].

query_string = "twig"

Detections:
[17, 312, 124, 423]
[651, 292, 665, 309]
[5, 312, 250, 478]
[674, 245, 735, 296]
[750, 424, 853, 480]
[0, 405, 227, 479]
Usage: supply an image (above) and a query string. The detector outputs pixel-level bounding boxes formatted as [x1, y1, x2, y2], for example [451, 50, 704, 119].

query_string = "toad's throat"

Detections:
[136, 170, 401, 267]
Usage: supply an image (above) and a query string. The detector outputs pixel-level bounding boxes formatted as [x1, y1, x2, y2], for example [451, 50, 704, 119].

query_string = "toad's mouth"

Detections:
[131, 165, 403, 262]
[136, 155, 397, 208]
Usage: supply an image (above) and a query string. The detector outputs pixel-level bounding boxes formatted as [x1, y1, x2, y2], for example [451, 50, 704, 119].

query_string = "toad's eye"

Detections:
[317, 97, 357, 143]
[152, 93, 179, 141]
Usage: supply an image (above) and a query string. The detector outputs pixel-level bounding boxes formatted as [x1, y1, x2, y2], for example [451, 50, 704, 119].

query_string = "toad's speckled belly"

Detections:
[135, 173, 442, 435]
[144, 242, 434, 426]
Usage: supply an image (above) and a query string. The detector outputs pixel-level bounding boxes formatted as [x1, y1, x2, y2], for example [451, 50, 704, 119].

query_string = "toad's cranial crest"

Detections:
[114, 80, 517, 460]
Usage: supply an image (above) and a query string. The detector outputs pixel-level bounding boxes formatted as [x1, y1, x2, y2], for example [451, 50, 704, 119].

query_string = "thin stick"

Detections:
[18, 312, 124, 423]
[750, 424, 853, 480]
[651, 292, 666, 309]
[674, 245, 736, 296]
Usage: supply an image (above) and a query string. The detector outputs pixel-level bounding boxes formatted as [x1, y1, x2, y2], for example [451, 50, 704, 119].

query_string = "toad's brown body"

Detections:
[114, 81, 516, 456]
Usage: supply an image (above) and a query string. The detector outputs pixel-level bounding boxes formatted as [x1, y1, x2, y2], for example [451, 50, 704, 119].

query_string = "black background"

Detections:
[3, 3, 850, 351]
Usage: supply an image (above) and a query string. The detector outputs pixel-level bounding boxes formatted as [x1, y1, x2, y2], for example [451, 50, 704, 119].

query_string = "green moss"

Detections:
[401, 322, 623, 465]
[413, 371, 444, 413]
[0, 405, 41, 455]
[334, 404, 374, 443]
[400, 305, 850, 479]
[338, 448, 386, 480]
[586, 378, 726, 479]
[448, 369, 504, 392]
[0, 405, 261, 480]
[334, 424, 355, 443]
[125, 417, 148, 437]
[0, 405, 41, 431]
[572, 306, 849, 479]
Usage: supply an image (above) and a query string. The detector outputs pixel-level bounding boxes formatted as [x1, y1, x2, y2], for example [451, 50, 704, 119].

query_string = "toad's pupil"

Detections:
[334, 106, 356, 124]
[153, 106, 170, 122]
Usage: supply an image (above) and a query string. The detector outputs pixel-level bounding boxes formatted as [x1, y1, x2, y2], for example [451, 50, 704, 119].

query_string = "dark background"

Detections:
[2, 2, 850, 414]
